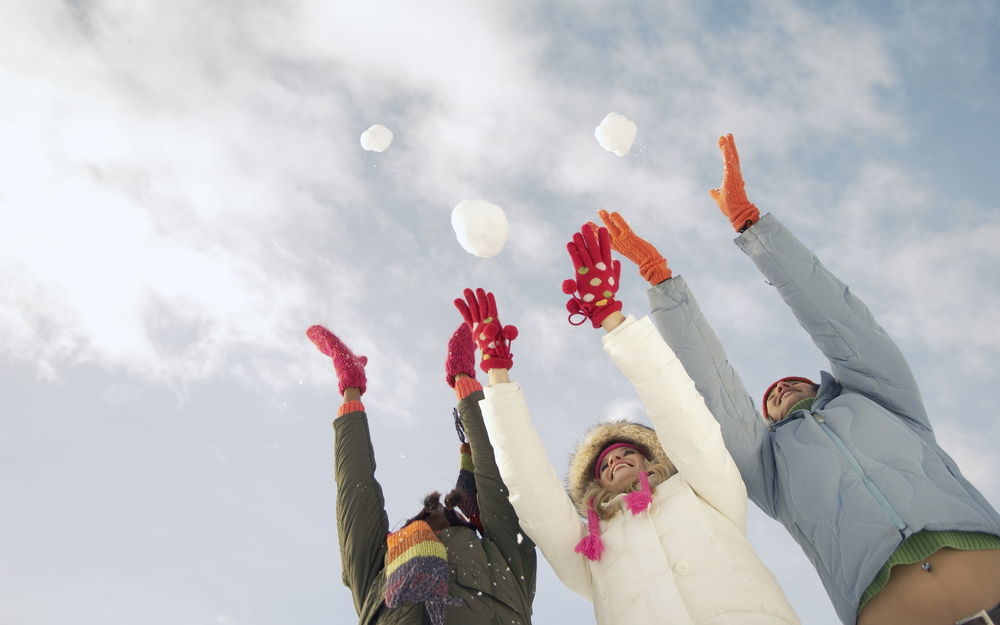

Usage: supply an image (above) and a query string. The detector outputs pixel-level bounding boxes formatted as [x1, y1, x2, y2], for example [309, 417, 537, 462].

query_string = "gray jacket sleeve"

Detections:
[736, 213, 930, 431]
[647, 276, 778, 517]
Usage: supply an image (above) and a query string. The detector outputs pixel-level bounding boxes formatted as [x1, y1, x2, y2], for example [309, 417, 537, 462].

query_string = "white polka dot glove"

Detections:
[453, 287, 518, 373]
[562, 224, 624, 328]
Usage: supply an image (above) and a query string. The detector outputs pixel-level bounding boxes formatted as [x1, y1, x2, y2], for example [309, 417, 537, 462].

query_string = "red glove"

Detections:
[453, 287, 518, 373]
[444, 323, 477, 387]
[562, 224, 623, 328]
[306, 325, 368, 395]
[709, 133, 760, 232]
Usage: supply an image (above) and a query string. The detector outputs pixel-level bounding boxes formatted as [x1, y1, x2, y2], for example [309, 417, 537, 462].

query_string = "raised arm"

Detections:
[443, 320, 537, 593]
[712, 134, 929, 429]
[306, 325, 388, 614]
[602, 314, 748, 527]
[597, 209, 777, 515]
[455, 287, 592, 600]
[566, 221, 750, 523]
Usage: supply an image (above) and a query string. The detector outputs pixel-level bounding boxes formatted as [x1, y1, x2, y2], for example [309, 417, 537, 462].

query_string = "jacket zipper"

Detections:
[811, 412, 908, 533]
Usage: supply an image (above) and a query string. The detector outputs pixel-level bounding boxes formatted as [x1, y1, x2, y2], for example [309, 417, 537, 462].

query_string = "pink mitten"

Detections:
[453, 287, 518, 373]
[562, 224, 623, 327]
[306, 325, 368, 395]
[445, 323, 477, 387]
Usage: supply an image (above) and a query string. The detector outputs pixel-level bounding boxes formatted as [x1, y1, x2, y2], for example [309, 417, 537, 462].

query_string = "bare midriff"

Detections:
[857, 548, 1000, 625]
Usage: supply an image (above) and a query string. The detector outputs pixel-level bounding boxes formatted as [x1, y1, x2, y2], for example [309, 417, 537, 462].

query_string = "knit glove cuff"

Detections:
[639, 256, 672, 284]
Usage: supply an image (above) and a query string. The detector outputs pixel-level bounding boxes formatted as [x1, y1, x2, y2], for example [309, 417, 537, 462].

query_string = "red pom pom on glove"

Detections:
[562, 224, 623, 328]
[454, 287, 518, 373]
[306, 325, 368, 395]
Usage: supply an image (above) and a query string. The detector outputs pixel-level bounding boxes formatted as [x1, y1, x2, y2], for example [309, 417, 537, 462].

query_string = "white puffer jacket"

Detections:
[480, 315, 800, 625]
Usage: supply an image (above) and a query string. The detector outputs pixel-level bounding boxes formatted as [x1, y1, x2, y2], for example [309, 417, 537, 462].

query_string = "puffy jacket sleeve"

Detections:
[647, 276, 778, 517]
[479, 383, 594, 601]
[603, 315, 749, 528]
[736, 213, 930, 431]
[333, 410, 389, 614]
[456, 389, 537, 598]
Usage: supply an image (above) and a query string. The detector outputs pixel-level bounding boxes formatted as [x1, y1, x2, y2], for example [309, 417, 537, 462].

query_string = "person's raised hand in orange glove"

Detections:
[594, 209, 672, 286]
[709, 133, 760, 233]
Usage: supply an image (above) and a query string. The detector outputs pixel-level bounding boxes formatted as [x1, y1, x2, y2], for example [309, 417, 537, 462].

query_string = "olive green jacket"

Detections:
[334, 389, 536, 624]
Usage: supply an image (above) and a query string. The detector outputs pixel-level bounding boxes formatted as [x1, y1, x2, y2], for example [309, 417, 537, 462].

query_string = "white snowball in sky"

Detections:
[594, 113, 637, 156]
[360, 124, 393, 152]
[451, 199, 509, 258]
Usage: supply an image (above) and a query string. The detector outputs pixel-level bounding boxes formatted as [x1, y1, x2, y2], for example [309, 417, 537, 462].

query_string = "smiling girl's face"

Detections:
[597, 446, 648, 494]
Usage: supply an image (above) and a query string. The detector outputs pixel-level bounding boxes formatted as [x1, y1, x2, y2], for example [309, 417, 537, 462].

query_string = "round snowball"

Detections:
[594, 113, 637, 157]
[451, 199, 509, 258]
[360, 124, 393, 152]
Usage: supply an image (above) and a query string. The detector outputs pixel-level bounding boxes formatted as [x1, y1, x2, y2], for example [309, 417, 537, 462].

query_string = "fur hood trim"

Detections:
[567, 420, 668, 510]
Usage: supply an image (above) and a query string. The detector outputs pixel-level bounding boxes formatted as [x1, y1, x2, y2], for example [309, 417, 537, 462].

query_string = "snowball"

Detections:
[360, 124, 393, 152]
[451, 199, 508, 258]
[594, 113, 637, 156]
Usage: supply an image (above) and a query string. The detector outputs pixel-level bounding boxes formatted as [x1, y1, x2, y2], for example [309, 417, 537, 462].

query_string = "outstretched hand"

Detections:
[709, 133, 760, 233]
[444, 323, 477, 387]
[306, 325, 368, 395]
[594, 210, 671, 285]
[561, 224, 624, 328]
[454, 287, 518, 373]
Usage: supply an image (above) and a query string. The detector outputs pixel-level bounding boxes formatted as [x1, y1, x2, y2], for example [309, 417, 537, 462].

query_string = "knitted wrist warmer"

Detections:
[454, 377, 483, 400]
[639, 258, 672, 285]
[729, 202, 759, 233]
[337, 400, 365, 417]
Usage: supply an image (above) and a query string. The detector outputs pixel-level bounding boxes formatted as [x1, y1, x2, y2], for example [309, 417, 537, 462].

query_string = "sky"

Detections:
[1, 1, 999, 624]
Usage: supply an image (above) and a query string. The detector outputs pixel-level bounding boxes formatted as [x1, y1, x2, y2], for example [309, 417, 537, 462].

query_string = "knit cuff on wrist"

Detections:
[589, 299, 624, 328]
[640, 258, 672, 285]
[454, 377, 483, 400]
[337, 400, 366, 417]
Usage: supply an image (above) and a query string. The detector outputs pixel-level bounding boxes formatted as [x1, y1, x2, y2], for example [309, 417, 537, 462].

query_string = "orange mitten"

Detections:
[595, 210, 671, 285]
[709, 133, 760, 232]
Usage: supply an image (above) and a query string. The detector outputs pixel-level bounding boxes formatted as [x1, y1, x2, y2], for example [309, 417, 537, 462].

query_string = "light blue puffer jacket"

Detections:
[646, 213, 1000, 625]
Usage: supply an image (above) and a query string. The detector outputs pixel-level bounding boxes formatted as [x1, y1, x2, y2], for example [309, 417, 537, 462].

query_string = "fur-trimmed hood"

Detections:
[567, 420, 669, 510]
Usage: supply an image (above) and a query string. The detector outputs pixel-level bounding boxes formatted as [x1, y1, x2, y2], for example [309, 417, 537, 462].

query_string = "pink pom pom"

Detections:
[624, 469, 653, 515]
[624, 490, 652, 515]
[562, 279, 577, 295]
[574, 534, 604, 561]
[502, 325, 518, 340]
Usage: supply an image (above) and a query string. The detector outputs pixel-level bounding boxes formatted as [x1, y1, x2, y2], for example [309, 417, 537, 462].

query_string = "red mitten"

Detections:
[453, 287, 518, 373]
[562, 224, 623, 328]
[445, 323, 477, 387]
[306, 325, 368, 395]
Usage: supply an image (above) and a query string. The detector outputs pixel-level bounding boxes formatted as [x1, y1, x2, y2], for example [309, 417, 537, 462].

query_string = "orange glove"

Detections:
[709, 133, 760, 233]
[594, 210, 672, 285]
